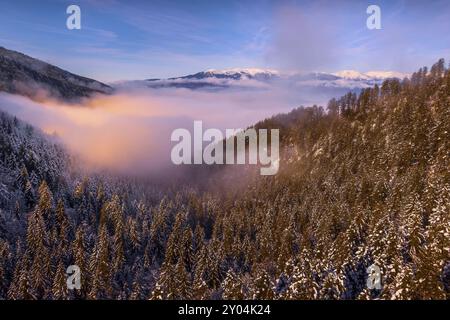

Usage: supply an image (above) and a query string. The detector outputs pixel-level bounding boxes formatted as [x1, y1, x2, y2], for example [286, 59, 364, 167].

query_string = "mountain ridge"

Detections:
[0, 46, 112, 101]
[117, 68, 409, 91]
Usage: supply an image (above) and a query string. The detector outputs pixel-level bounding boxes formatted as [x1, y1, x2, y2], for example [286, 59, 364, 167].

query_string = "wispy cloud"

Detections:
[1, 0, 449, 80]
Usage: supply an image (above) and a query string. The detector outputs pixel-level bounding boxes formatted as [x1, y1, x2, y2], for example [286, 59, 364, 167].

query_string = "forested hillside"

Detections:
[0, 60, 448, 300]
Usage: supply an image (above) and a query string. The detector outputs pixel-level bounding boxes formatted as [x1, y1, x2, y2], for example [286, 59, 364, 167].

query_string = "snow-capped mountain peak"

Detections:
[333, 70, 371, 80]
[172, 68, 281, 82]
[333, 70, 408, 80]
[116, 67, 409, 92]
[364, 71, 409, 80]
[204, 68, 280, 77]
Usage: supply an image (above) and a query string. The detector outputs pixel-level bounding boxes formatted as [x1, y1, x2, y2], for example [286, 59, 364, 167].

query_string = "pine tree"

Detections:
[17, 166, 34, 208]
[52, 260, 68, 300]
[251, 268, 274, 299]
[164, 211, 186, 265]
[71, 225, 87, 297]
[205, 241, 224, 289]
[390, 263, 415, 299]
[0, 240, 10, 298]
[8, 251, 34, 299]
[148, 200, 170, 263]
[149, 281, 165, 300]
[130, 266, 144, 300]
[318, 268, 345, 300]
[112, 216, 125, 274]
[150, 261, 176, 300]
[174, 257, 191, 299]
[414, 184, 449, 299]
[327, 98, 339, 116]
[192, 246, 209, 299]
[193, 224, 205, 253]
[127, 216, 141, 250]
[285, 251, 319, 299]
[26, 195, 51, 299]
[88, 225, 111, 299]
[181, 228, 194, 272]
[54, 199, 70, 257]
[37, 180, 53, 216]
[222, 269, 245, 300]
[277, 225, 295, 273]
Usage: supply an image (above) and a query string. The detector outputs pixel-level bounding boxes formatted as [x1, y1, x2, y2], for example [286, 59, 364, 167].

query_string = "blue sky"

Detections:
[0, 0, 449, 82]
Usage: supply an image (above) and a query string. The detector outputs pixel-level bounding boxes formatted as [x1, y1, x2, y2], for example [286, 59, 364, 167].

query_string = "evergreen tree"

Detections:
[71, 225, 87, 297]
[222, 269, 245, 300]
[192, 246, 210, 299]
[251, 268, 274, 299]
[52, 260, 68, 300]
[174, 257, 191, 299]
[88, 225, 111, 299]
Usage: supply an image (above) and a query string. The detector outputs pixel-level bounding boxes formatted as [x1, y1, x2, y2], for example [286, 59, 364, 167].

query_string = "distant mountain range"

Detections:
[0, 47, 112, 101]
[116, 68, 409, 91]
[0, 46, 409, 102]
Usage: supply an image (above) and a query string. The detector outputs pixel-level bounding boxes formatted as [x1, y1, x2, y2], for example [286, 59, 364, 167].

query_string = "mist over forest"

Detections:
[0, 0, 449, 303]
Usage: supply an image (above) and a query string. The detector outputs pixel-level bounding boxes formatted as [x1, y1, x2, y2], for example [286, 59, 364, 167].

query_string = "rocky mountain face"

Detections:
[0, 47, 112, 101]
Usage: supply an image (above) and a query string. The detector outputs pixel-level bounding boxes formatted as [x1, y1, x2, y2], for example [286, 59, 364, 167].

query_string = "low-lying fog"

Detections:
[0, 85, 336, 174]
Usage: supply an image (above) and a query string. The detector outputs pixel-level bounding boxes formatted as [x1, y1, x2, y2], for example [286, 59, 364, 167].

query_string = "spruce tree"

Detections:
[52, 260, 68, 300]
[251, 268, 274, 299]
[222, 269, 245, 300]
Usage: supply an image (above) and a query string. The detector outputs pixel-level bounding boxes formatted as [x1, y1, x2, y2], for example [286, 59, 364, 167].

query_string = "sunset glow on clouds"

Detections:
[0, 85, 305, 172]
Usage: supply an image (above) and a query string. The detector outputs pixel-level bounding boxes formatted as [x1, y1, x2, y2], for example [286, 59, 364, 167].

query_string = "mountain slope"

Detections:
[0, 110, 73, 250]
[0, 47, 112, 101]
[0, 110, 70, 207]
[214, 60, 450, 299]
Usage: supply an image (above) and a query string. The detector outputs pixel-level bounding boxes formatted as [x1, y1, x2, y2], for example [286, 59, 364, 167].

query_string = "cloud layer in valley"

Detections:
[0, 85, 324, 174]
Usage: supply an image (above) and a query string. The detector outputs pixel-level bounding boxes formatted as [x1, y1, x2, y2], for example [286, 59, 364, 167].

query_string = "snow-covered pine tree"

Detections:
[251, 267, 274, 300]
[52, 260, 68, 300]
[222, 269, 245, 300]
